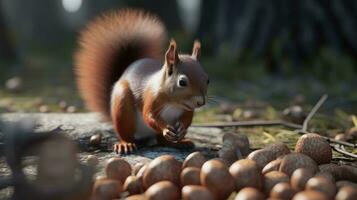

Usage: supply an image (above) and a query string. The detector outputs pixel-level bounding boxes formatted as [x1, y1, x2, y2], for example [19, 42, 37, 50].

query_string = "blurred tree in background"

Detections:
[0, 0, 356, 79]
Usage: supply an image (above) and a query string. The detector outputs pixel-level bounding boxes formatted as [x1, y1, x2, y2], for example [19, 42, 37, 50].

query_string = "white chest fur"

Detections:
[160, 104, 184, 125]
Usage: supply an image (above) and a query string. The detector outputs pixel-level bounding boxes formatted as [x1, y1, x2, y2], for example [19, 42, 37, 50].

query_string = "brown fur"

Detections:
[75, 8, 167, 119]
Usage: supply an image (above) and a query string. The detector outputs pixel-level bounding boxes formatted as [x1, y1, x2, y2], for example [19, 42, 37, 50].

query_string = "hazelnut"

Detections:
[262, 159, 282, 174]
[279, 153, 318, 176]
[335, 185, 357, 200]
[182, 152, 206, 169]
[90, 134, 102, 146]
[180, 167, 201, 186]
[291, 168, 315, 191]
[145, 181, 180, 200]
[234, 187, 264, 200]
[143, 155, 181, 188]
[270, 182, 295, 200]
[201, 159, 235, 200]
[229, 159, 263, 190]
[247, 149, 276, 170]
[295, 133, 332, 164]
[92, 179, 123, 200]
[264, 171, 289, 195]
[292, 190, 328, 200]
[305, 176, 336, 199]
[182, 185, 214, 200]
[133, 163, 145, 175]
[105, 158, 132, 183]
[123, 175, 144, 195]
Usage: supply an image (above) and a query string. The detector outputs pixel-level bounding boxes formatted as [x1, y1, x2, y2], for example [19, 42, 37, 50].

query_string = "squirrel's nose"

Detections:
[196, 96, 205, 107]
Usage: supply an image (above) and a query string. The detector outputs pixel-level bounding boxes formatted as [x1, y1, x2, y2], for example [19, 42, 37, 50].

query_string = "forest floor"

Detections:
[1, 56, 357, 198]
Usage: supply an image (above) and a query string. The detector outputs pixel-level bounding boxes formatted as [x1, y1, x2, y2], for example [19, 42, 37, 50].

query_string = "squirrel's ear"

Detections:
[192, 40, 201, 61]
[165, 39, 179, 66]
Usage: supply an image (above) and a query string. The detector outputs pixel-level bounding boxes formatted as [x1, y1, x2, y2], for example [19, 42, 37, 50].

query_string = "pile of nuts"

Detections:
[88, 132, 357, 200]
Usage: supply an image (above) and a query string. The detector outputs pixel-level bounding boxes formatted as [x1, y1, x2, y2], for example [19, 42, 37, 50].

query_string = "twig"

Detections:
[332, 144, 357, 159]
[192, 120, 302, 129]
[301, 94, 328, 132]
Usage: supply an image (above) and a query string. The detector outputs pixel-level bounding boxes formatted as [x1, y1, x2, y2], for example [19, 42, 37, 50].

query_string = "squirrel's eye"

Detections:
[179, 79, 187, 87]
[177, 75, 188, 88]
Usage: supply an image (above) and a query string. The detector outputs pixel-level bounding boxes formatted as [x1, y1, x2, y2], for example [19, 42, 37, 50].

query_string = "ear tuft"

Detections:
[192, 40, 201, 60]
[165, 38, 178, 65]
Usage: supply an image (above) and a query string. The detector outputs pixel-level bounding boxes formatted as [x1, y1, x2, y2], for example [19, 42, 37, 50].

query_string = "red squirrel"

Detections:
[75, 9, 209, 154]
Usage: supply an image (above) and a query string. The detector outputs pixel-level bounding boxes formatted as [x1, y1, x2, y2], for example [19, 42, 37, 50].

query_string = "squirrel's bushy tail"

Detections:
[75, 9, 167, 119]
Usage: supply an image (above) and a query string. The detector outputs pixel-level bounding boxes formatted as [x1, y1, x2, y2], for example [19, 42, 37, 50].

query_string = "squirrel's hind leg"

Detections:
[111, 80, 137, 154]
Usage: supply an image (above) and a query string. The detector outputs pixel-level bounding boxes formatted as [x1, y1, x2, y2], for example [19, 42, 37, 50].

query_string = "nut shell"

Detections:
[292, 190, 328, 200]
[180, 167, 201, 186]
[123, 175, 144, 195]
[279, 153, 318, 176]
[335, 185, 357, 200]
[234, 187, 264, 200]
[182, 185, 214, 200]
[182, 152, 206, 169]
[105, 158, 132, 183]
[143, 155, 181, 188]
[270, 182, 295, 200]
[290, 168, 315, 191]
[305, 176, 336, 199]
[295, 133, 332, 164]
[93, 179, 123, 200]
[247, 149, 276, 170]
[201, 159, 235, 200]
[229, 159, 263, 190]
[264, 171, 289, 195]
[145, 181, 180, 200]
[262, 159, 282, 174]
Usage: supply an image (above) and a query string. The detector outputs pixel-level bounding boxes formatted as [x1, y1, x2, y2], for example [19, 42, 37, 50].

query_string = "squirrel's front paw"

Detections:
[114, 142, 137, 155]
[163, 122, 187, 143]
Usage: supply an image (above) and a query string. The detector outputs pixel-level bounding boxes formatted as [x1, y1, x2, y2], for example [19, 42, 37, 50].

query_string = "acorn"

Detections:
[145, 181, 180, 200]
[295, 133, 332, 164]
[229, 159, 263, 190]
[143, 155, 181, 188]
[279, 153, 318, 176]
[292, 190, 328, 200]
[182, 152, 206, 169]
[234, 187, 264, 200]
[335, 185, 357, 200]
[247, 149, 276, 170]
[262, 159, 282, 174]
[92, 179, 123, 200]
[86, 155, 99, 166]
[290, 168, 315, 191]
[90, 134, 102, 146]
[201, 159, 235, 200]
[270, 182, 295, 200]
[180, 167, 201, 186]
[123, 175, 144, 195]
[305, 176, 336, 199]
[105, 158, 132, 183]
[182, 185, 214, 200]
